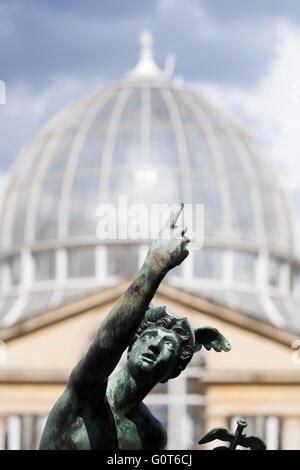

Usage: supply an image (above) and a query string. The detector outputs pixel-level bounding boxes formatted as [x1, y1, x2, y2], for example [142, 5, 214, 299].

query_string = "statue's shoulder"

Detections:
[136, 403, 167, 450]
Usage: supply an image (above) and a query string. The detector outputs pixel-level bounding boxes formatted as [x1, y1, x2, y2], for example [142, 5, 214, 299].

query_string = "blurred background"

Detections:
[0, 0, 300, 450]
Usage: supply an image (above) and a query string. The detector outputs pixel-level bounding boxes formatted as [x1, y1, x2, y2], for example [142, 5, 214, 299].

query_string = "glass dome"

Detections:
[0, 32, 299, 332]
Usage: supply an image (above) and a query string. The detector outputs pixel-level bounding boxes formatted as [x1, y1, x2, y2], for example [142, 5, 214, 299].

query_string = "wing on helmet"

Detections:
[199, 427, 234, 445]
[239, 434, 266, 450]
[194, 327, 231, 353]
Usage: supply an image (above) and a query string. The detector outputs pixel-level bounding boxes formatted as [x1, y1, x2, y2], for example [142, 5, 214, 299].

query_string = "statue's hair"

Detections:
[127, 306, 194, 383]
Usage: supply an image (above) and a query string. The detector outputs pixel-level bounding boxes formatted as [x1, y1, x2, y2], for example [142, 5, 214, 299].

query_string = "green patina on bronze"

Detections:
[39, 203, 231, 450]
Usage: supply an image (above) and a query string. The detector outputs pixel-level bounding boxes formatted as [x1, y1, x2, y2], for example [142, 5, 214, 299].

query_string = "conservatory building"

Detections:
[0, 32, 300, 450]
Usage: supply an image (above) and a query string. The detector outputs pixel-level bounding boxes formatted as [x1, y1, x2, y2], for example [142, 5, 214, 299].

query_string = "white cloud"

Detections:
[194, 19, 300, 231]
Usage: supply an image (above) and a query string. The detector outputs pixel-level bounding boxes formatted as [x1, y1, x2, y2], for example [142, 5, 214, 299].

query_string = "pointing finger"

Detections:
[174, 226, 188, 238]
[167, 202, 184, 229]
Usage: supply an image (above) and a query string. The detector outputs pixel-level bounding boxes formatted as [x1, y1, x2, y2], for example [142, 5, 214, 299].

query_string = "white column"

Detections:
[224, 249, 233, 286]
[279, 263, 290, 296]
[0, 417, 5, 450]
[257, 250, 268, 290]
[183, 250, 194, 285]
[20, 248, 33, 291]
[95, 245, 107, 282]
[7, 415, 21, 450]
[265, 416, 279, 450]
[56, 248, 67, 282]
[167, 374, 187, 449]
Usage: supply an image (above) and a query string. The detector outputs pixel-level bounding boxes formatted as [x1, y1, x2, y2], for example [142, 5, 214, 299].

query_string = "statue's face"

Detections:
[128, 326, 180, 383]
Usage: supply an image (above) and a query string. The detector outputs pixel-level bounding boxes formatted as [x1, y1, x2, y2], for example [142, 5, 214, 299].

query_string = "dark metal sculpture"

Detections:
[39, 203, 231, 450]
[199, 418, 267, 450]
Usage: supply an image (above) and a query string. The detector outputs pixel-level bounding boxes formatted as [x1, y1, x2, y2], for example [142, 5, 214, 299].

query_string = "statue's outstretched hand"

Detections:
[147, 202, 190, 273]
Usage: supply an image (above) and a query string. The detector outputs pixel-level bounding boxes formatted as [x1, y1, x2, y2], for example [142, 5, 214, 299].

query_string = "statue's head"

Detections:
[127, 304, 231, 384]
[128, 305, 196, 383]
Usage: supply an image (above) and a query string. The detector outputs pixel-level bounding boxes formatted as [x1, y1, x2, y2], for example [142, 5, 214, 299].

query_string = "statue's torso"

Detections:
[40, 387, 166, 450]
[65, 403, 143, 450]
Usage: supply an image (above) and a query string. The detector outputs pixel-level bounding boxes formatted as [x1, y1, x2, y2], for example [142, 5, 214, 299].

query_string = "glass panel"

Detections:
[194, 248, 223, 279]
[202, 105, 244, 173]
[35, 178, 63, 240]
[218, 133, 244, 175]
[111, 89, 141, 168]
[259, 189, 282, 245]
[275, 193, 291, 249]
[109, 173, 182, 207]
[106, 245, 139, 277]
[68, 177, 100, 236]
[0, 297, 17, 324]
[174, 93, 215, 172]
[112, 125, 140, 168]
[201, 104, 226, 133]
[8, 256, 20, 286]
[15, 135, 50, 186]
[11, 188, 30, 245]
[93, 92, 117, 123]
[139, 175, 182, 205]
[229, 177, 255, 235]
[192, 179, 223, 232]
[233, 251, 256, 283]
[151, 127, 179, 169]
[120, 88, 141, 121]
[151, 88, 170, 121]
[173, 92, 199, 126]
[185, 127, 215, 172]
[108, 173, 135, 203]
[269, 257, 281, 287]
[46, 130, 75, 176]
[75, 126, 107, 173]
[243, 138, 276, 186]
[44, 104, 87, 177]
[4, 136, 51, 246]
[293, 268, 300, 298]
[68, 247, 95, 278]
[151, 88, 179, 168]
[34, 251, 55, 281]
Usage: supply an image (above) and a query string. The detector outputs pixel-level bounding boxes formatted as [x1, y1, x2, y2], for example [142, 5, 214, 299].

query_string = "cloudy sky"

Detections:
[1, 0, 300, 221]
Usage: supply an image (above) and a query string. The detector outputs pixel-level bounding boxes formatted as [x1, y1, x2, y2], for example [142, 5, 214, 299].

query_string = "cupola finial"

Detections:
[125, 30, 166, 80]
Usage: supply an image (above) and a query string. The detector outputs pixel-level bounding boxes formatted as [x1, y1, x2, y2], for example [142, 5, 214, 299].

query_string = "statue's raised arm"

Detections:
[69, 203, 190, 391]
[40, 201, 232, 450]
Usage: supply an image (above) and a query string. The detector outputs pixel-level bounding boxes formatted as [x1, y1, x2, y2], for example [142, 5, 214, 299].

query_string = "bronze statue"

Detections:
[39, 203, 231, 450]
